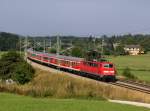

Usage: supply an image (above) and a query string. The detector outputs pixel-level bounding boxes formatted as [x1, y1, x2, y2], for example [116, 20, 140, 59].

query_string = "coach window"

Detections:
[66, 61, 68, 65]
[93, 63, 98, 67]
[44, 57, 48, 60]
[72, 62, 74, 66]
[71, 62, 73, 66]
[61, 60, 63, 64]
[74, 62, 76, 66]
[76, 63, 77, 66]
[32, 54, 36, 56]
[89, 62, 92, 67]
[68, 61, 70, 66]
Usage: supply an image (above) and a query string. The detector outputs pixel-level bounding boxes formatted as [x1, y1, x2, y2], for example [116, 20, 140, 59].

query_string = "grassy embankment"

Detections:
[108, 52, 150, 82]
[1, 68, 150, 103]
[0, 93, 149, 111]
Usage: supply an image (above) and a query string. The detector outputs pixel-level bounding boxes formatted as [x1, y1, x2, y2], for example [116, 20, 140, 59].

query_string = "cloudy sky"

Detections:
[0, 0, 150, 36]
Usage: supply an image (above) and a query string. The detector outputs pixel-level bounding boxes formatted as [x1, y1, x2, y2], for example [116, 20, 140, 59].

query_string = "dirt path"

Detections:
[109, 100, 150, 109]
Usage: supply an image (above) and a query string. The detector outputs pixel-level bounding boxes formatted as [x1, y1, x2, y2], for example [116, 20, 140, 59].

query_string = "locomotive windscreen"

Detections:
[103, 64, 113, 68]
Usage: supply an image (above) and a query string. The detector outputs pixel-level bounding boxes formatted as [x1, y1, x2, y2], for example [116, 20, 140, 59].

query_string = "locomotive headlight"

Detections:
[103, 71, 114, 73]
[103, 71, 109, 73]
[110, 71, 114, 73]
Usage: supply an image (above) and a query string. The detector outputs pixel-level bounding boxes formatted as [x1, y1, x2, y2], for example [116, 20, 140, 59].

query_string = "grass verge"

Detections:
[0, 93, 149, 111]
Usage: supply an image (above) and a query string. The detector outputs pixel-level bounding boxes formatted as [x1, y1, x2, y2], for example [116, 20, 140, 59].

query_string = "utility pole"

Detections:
[19, 36, 22, 56]
[101, 37, 104, 56]
[93, 37, 96, 50]
[49, 38, 51, 48]
[24, 36, 28, 60]
[25, 36, 28, 52]
[43, 39, 46, 53]
[33, 38, 36, 52]
[60, 39, 61, 52]
[56, 35, 60, 56]
[56, 35, 60, 72]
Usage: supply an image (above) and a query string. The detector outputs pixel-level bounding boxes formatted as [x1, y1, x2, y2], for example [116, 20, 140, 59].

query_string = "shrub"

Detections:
[12, 62, 35, 84]
[0, 51, 35, 84]
[1, 51, 23, 62]
[122, 67, 136, 79]
[0, 51, 22, 80]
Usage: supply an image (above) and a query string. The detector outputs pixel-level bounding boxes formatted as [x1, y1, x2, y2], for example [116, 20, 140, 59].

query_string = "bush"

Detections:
[122, 67, 136, 79]
[1, 51, 23, 62]
[0, 51, 35, 84]
[49, 48, 56, 54]
[0, 51, 22, 80]
[12, 62, 35, 84]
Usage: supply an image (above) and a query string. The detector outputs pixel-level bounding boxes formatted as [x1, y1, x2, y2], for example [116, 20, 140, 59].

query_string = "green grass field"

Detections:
[108, 53, 150, 82]
[0, 93, 149, 111]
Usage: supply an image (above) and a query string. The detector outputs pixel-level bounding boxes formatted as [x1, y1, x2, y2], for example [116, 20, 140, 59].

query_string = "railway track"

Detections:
[119, 80, 150, 89]
[110, 80, 150, 94]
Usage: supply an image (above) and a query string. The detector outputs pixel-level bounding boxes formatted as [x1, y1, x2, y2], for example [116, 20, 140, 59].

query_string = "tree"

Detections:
[115, 45, 126, 55]
[0, 51, 23, 79]
[0, 32, 19, 51]
[49, 48, 56, 54]
[71, 47, 83, 57]
[0, 51, 35, 84]
[12, 62, 35, 84]
[122, 67, 136, 79]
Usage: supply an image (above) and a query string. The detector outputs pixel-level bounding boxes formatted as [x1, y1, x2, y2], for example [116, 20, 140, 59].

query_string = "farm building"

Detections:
[124, 45, 144, 55]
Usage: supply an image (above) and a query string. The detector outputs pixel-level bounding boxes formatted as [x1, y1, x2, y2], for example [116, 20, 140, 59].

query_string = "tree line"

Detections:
[0, 32, 150, 57]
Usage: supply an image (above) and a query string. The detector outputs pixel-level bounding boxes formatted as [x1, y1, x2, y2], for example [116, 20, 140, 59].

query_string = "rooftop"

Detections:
[124, 45, 141, 48]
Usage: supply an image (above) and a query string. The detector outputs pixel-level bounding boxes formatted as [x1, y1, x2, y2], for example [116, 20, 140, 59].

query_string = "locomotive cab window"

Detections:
[103, 64, 113, 68]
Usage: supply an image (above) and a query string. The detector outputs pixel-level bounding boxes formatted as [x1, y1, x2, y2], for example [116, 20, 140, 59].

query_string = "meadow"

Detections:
[108, 52, 150, 82]
[0, 93, 149, 111]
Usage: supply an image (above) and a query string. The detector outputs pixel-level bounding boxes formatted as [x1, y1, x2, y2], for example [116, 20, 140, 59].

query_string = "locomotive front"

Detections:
[100, 62, 116, 81]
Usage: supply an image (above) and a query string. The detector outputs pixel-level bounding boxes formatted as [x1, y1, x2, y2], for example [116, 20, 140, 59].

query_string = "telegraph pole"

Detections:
[33, 38, 36, 52]
[25, 36, 28, 52]
[56, 35, 60, 72]
[101, 37, 104, 56]
[49, 38, 51, 48]
[93, 37, 96, 50]
[43, 39, 46, 53]
[19, 36, 22, 56]
[24, 36, 28, 60]
[57, 35, 60, 56]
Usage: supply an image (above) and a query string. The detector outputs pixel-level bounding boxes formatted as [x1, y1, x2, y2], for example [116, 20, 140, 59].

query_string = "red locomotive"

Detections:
[27, 49, 116, 81]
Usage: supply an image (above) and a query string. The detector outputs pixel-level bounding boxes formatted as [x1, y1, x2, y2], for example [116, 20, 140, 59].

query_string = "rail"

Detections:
[110, 81, 150, 94]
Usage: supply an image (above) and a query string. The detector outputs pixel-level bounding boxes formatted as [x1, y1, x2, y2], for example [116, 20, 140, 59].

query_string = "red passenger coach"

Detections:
[27, 49, 116, 81]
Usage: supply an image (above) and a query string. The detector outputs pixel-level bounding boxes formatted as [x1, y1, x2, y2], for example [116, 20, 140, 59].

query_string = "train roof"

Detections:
[27, 49, 114, 64]
[28, 50, 84, 61]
